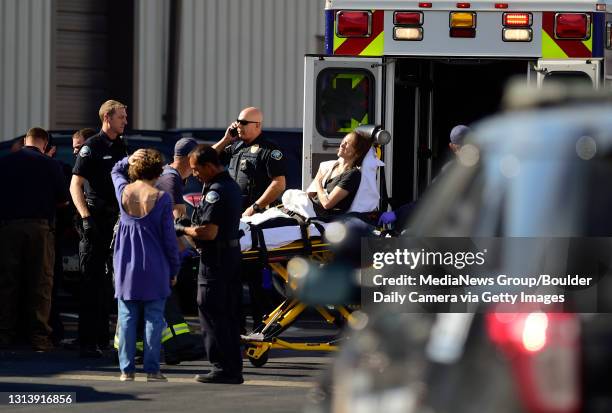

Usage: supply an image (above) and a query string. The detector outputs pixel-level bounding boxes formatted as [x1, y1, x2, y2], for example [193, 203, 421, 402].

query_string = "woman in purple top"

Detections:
[111, 149, 180, 382]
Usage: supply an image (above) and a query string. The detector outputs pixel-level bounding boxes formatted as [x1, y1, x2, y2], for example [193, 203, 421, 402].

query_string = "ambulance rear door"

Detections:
[302, 55, 383, 189]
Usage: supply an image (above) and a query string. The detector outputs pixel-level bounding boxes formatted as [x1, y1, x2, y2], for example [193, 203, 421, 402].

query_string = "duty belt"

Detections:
[196, 239, 240, 251]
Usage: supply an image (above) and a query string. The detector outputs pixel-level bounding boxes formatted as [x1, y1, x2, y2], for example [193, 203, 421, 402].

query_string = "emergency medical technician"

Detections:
[213, 107, 287, 327]
[176, 145, 243, 384]
[70, 100, 128, 358]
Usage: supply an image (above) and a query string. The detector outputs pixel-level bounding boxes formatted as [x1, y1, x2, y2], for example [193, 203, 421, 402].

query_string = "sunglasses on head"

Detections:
[237, 119, 260, 125]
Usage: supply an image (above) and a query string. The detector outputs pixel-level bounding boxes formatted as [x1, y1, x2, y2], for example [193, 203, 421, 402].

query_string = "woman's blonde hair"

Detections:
[128, 149, 164, 181]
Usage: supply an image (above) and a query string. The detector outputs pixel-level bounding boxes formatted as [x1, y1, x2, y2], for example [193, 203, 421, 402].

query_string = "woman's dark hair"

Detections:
[128, 149, 164, 181]
[347, 131, 374, 168]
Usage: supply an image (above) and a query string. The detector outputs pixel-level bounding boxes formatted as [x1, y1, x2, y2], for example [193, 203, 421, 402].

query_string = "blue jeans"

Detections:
[117, 298, 166, 373]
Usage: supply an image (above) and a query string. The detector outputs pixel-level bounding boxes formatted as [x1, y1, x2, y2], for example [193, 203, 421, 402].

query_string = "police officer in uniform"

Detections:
[70, 100, 128, 358]
[176, 145, 243, 384]
[213, 107, 287, 327]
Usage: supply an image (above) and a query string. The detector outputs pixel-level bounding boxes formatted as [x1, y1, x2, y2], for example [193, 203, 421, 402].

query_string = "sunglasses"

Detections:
[237, 119, 260, 125]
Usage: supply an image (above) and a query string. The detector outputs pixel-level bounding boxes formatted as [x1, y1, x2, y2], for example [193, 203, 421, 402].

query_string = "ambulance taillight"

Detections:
[554, 13, 590, 40]
[336, 11, 371, 37]
[502, 12, 533, 42]
[450, 12, 476, 38]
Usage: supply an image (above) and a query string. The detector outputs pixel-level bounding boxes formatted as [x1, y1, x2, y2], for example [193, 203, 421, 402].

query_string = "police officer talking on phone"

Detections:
[176, 144, 243, 384]
[213, 107, 287, 327]
[70, 100, 128, 358]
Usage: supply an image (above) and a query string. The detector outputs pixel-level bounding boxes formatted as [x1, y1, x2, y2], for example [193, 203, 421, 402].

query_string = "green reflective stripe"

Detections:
[136, 341, 144, 352]
[161, 327, 173, 343]
[172, 323, 190, 335]
[113, 333, 120, 349]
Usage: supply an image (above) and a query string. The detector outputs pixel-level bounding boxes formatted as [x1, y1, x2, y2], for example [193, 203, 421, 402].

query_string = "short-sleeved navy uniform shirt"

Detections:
[156, 165, 184, 206]
[0, 146, 69, 222]
[72, 131, 128, 206]
[193, 171, 242, 276]
[312, 168, 361, 218]
[221, 135, 286, 208]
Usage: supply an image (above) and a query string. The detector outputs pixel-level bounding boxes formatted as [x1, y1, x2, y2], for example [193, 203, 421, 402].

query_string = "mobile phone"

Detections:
[230, 127, 238, 137]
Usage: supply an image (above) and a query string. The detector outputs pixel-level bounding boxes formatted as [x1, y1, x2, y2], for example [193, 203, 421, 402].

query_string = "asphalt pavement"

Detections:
[0, 314, 337, 413]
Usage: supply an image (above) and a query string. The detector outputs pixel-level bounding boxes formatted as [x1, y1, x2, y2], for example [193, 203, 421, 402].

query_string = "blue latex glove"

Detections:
[378, 211, 397, 226]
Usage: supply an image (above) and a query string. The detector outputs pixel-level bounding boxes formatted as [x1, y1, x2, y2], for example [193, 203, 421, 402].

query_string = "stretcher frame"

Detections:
[241, 237, 356, 367]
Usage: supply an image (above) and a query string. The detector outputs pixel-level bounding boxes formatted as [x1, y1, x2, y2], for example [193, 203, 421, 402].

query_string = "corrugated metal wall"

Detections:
[136, 0, 325, 130]
[178, 0, 325, 128]
[134, 0, 169, 130]
[0, 0, 51, 140]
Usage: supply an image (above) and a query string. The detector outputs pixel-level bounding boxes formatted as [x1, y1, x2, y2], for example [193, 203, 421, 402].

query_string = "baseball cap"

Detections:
[174, 138, 198, 157]
[449, 125, 471, 145]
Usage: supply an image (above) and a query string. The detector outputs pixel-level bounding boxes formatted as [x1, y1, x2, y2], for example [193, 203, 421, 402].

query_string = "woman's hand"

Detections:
[171, 276, 177, 287]
[128, 149, 147, 165]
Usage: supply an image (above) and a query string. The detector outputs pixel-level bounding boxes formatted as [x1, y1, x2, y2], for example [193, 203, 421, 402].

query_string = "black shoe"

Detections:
[164, 353, 181, 365]
[194, 372, 244, 384]
[79, 346, 103, 359]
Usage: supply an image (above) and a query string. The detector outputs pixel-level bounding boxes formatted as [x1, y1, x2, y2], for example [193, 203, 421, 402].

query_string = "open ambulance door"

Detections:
[532, 59, 601, 88]
[302, 56, 384, 190]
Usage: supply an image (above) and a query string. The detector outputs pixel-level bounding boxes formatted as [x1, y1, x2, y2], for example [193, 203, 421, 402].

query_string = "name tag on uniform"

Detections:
[103, 155, 112, 159]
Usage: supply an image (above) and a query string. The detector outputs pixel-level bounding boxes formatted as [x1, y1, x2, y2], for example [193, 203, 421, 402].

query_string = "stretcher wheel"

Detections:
[246, 347, 269, 367]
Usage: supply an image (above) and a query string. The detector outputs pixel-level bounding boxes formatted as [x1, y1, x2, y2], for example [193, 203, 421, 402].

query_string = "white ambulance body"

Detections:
[303, 0, 612, 207]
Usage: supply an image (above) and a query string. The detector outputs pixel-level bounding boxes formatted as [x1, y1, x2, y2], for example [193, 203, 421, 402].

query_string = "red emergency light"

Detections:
[336, 11, 371, 37]
[503, 13, 532, 27]
[456, 3, 471, 8]
[394, 12, 424, 26]
[419, 2, 433, 8]
[554, 13, 590, 39]
[495, 3, 509, 9]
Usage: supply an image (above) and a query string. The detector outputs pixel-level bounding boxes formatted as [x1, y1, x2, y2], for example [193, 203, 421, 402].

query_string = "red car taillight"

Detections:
[555, 13, 590, 39]
[336, 11, 371, 37]
[487, 310, 581, 413]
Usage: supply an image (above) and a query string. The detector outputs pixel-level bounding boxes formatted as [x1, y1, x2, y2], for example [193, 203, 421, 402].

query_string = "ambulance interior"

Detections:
[390, 58, 531, 206]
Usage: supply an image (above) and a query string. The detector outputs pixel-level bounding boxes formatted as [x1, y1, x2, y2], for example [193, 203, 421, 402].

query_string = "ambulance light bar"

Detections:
[503, 13, 532, 27]
[394, 12, 423, 26]
[394, 27, 424, 41]
[554, 13, 590, 40]
[503, 28, 533, 42]
[336, 11, 371, 37]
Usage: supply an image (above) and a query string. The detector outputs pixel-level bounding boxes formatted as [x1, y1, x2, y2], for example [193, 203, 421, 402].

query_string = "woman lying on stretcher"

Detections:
[307, 131, 375, 219]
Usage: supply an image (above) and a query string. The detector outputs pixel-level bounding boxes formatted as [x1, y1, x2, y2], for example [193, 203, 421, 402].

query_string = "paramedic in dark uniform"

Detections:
[70, 100, 128, 358]
[213, 107, 287, 327]
[176, 144, 243, 384]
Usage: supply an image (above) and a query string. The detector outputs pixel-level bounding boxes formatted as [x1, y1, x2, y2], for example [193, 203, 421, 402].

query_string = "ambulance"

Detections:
[302, 0, 612, 208]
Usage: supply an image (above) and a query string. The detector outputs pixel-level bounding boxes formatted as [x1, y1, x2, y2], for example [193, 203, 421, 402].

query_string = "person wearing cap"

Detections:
[157, 137, 199, 219]
[448, 124, 471, 155]
[378, 125, 472, 228]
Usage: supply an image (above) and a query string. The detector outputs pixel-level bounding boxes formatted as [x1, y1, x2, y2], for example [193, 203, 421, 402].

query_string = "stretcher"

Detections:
[236, 145, 386, 366]
[240, 234, 357, 367]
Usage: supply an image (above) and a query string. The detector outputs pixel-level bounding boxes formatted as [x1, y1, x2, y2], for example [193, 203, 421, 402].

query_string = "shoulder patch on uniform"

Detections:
[271, 149, 283, 160]
[79, 146, 91, 158]
[205, 190, 220, 204]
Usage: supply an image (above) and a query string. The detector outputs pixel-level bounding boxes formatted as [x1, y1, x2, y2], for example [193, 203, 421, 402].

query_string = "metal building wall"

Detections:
[134, 0, 169, 130]
[0, 0, 52, 140]
[177, 0, 325, 129]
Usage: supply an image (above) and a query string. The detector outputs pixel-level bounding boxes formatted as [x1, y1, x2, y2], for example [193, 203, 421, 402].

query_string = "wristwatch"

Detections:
[252, 203, 263, 213]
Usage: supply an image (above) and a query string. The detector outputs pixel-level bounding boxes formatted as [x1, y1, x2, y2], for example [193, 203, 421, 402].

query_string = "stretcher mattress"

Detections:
[239, 222, 325, 252]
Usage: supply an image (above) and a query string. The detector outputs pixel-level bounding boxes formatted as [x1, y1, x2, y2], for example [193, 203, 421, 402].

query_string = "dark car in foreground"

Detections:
[314, 87, 612, 413]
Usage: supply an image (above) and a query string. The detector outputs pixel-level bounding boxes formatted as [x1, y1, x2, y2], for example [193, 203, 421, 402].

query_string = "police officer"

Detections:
[213, 107, 287, 327]
[176, 145, 243, 384]
[0, 127, 69, 351]
[70, 100, 128, 358]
